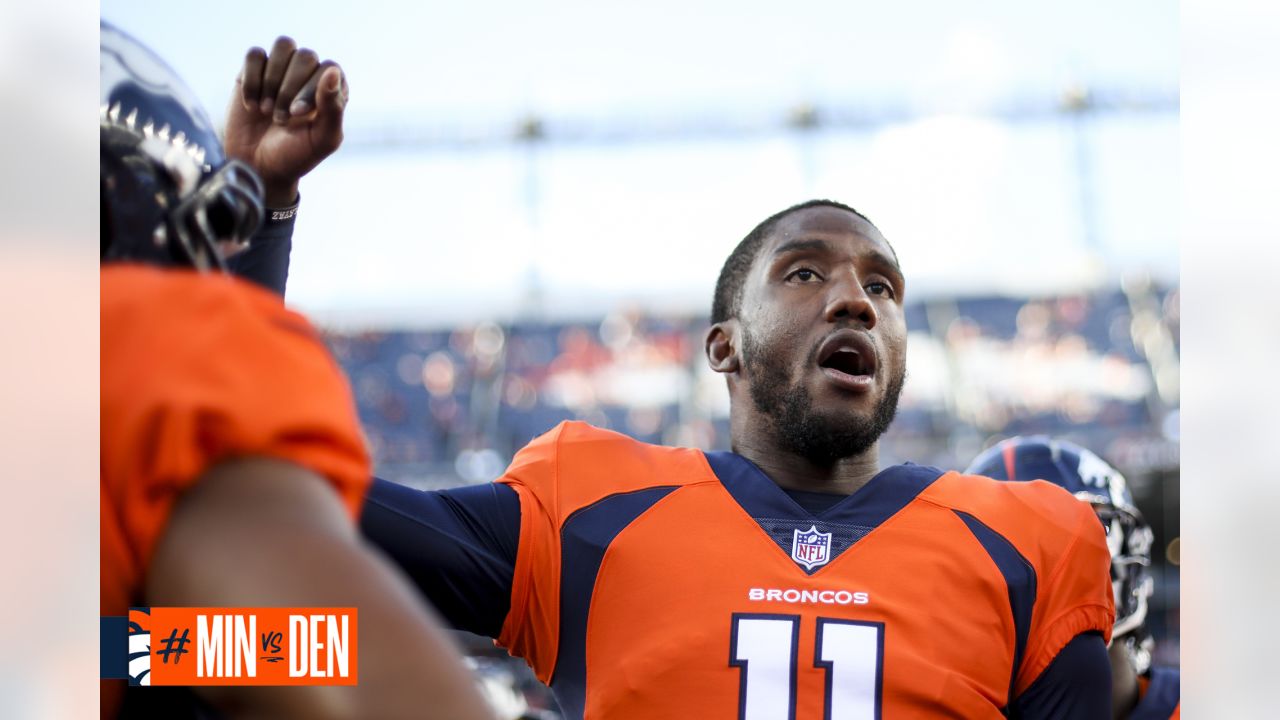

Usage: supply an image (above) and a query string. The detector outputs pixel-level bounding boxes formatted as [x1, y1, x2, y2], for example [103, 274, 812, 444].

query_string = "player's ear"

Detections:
[706, 320, 740, 375]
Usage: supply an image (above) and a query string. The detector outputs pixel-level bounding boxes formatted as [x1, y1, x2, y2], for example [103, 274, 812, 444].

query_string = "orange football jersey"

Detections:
[101, 264, 371, 619]
[496, 422, 1114, 719]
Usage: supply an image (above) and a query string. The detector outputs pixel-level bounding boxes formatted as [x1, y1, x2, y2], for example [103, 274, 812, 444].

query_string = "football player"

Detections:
[967, 436, 1180, 719]
[230, 93, 1118, 710]
[100, 22, 494, 720]
[320, 201, 1115, 718]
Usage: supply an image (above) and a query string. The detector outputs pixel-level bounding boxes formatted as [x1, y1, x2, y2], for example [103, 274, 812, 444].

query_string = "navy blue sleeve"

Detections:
[226, 211, 296, 297]
[360, 477, 521, 638]
[1010, 631, 1111, 719]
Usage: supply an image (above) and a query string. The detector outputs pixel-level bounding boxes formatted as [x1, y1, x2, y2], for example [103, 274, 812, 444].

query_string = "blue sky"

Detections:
[101, 1, 1178, 326]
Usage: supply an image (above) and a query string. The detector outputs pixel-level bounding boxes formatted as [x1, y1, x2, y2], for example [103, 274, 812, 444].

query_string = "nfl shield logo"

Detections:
[791, 525, 832, 570]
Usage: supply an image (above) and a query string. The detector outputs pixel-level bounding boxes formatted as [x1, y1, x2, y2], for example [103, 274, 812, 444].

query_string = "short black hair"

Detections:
[711, 199, 880, 323]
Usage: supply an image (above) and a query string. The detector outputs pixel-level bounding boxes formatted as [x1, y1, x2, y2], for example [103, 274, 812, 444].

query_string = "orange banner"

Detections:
[129, 607, 357, 686]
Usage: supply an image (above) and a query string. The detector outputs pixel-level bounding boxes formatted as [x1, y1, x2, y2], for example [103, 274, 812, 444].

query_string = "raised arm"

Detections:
[223, 36, 348, 295]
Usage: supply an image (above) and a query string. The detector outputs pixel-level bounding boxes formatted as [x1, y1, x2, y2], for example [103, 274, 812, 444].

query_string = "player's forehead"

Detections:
[761, 206, 897, 268]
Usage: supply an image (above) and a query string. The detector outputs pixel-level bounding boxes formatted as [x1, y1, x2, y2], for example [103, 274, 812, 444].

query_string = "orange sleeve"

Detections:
[101, 265, 371, 592]
[495, 423, 566, 682]
[1014, 484, 1116, 694]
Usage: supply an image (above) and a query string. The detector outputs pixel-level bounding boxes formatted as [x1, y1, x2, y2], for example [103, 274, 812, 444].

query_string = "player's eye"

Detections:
[866, 281, 895, 299]
[787, 268, 820, 283]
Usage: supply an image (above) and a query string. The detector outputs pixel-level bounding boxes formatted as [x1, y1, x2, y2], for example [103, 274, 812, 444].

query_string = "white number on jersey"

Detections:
[730, 614, 883, 720]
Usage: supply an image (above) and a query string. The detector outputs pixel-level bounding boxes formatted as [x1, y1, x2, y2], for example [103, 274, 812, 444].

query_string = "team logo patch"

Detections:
[791, 525, 833, 570]
[128, 608, 151, 686]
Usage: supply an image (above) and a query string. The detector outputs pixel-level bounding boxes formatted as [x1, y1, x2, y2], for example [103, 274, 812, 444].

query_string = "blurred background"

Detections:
[99, 1, 1179, 716]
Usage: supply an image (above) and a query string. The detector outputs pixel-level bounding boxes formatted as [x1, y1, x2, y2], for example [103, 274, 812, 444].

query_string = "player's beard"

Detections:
[742, 326, 905, 465]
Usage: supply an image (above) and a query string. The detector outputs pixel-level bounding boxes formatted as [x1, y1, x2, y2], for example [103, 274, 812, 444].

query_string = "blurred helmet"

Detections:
[100, 21, 263, 270]
[966, 436, 1156, 671]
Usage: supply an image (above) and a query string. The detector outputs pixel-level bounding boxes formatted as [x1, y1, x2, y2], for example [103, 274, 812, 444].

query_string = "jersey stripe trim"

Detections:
[953, 509, 1038, 710]
[551, 485, 679, 720]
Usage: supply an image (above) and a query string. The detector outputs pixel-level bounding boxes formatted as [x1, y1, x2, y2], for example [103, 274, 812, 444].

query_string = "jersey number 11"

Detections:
[730, 613, 884, 720]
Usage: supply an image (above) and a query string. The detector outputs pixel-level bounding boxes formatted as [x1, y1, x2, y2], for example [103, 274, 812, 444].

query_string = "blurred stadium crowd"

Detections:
[324, 276, 1181, 694]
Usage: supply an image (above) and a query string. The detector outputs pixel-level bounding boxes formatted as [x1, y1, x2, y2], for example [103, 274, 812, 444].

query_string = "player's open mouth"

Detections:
[816, 330, 877, 392]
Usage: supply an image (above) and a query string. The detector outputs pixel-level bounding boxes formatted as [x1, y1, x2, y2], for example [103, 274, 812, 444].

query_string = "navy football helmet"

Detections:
[966, 436, 1156, 673]
[100, 21, 263, 270]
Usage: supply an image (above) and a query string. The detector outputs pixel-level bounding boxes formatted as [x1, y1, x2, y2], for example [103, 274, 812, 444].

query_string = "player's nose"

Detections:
[823, 273, 877, 328]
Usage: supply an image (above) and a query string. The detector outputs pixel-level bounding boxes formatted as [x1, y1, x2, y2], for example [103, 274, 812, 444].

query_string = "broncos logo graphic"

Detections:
[127, 608, 151, 686]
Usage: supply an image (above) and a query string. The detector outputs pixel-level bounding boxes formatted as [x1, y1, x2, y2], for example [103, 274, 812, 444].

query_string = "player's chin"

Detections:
[806, 396, 878, 430]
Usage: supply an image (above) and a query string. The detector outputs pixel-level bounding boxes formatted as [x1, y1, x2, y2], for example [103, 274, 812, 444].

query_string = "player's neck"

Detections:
[730, 426, 881, 496]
